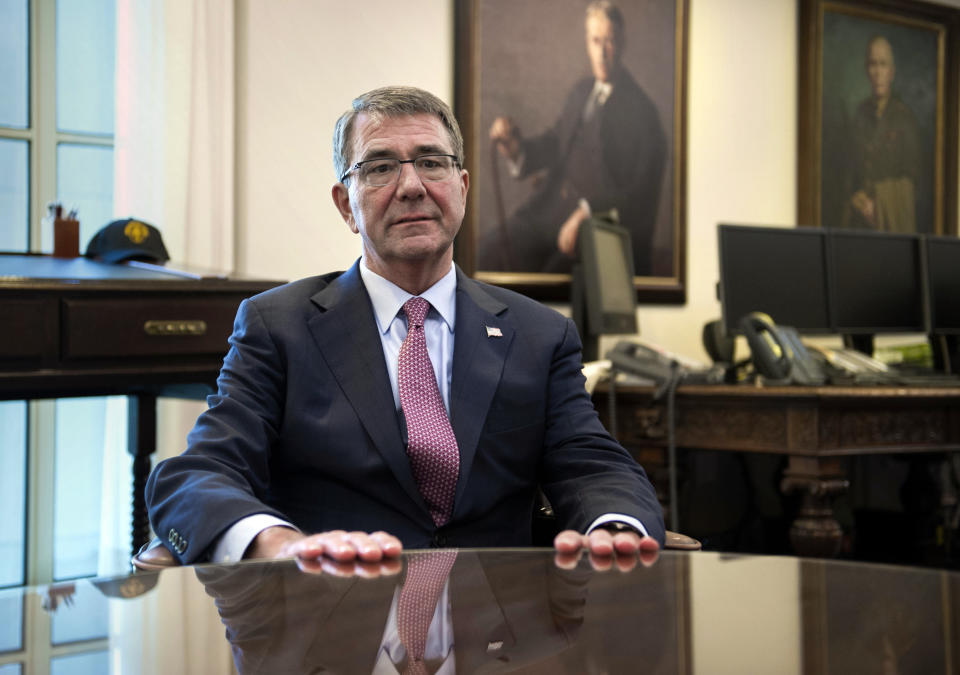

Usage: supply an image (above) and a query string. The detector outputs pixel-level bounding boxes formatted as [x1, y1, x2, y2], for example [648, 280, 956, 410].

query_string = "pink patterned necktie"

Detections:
[398, 297, 459, 526]
[396, 551, 458, 675]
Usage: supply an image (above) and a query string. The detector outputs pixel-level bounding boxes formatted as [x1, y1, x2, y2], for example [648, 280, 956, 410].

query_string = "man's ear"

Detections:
[332, 182, 358, 234]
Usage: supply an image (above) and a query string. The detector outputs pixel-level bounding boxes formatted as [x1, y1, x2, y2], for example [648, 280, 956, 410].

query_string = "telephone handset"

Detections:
[606, 340, 678, 384]
[739, 312, 827, 385]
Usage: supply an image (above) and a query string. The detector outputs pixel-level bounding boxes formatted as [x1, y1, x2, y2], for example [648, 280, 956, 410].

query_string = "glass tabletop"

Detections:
[1, 549, 957, 674]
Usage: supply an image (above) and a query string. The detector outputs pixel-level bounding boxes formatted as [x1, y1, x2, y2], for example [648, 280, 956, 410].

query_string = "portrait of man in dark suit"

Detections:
[477, 0, 677, 278]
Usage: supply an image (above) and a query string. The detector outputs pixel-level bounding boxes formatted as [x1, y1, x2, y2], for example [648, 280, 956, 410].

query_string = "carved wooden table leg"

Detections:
[128, 393, 156, 557]
[781, 456, 849, 557]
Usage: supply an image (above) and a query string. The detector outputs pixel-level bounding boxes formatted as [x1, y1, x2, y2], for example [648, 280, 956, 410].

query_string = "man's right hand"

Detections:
[246, 527, 403, 566]
[490, 116, 521, 162]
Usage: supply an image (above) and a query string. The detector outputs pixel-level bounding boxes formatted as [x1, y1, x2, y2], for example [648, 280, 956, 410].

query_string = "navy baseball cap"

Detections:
[85, 218, 170, 264]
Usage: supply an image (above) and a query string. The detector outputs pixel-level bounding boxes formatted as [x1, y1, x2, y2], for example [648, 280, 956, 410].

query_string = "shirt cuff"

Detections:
[211, 514, 299, 563]
[507, 150, 525, 177]
[585, 513, 649, 538]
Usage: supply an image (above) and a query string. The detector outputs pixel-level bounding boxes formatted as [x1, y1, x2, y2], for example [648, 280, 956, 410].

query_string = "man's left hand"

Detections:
[553, 528, 660, 570]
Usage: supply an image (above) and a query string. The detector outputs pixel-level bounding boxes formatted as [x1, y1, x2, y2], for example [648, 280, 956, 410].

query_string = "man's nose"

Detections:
[395, 162, 426, 197]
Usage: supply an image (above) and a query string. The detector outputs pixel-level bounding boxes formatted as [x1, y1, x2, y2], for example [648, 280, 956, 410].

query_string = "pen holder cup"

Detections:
[53, 218, 80, 258]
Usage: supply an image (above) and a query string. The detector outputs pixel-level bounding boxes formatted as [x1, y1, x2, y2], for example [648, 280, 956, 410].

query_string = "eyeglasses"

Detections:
[340, 154, 460, 187]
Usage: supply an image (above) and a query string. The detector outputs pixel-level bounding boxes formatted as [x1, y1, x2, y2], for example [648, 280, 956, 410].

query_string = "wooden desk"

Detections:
[0, 254, 283, 553]
[595, 382, 960, 557]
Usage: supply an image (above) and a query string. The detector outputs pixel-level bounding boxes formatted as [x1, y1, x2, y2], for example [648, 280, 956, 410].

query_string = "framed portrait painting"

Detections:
[454, 0, 689, 303]
[798, 0, 960, 236]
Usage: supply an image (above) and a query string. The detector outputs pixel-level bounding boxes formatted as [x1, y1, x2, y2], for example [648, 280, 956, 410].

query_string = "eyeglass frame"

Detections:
[339, 153, 462, 186]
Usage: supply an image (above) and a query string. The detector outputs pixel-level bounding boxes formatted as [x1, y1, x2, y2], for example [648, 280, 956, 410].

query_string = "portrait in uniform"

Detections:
[817, 6, 942, 234]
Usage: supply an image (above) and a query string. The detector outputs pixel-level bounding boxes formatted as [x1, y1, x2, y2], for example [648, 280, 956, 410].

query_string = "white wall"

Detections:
[234, 0, 454, 283]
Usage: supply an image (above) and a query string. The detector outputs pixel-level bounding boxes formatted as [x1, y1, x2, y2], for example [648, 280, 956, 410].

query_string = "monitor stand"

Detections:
[929, 334, 960, 375]
[571, 262, 599, 362]
[843, 333, 875, 357]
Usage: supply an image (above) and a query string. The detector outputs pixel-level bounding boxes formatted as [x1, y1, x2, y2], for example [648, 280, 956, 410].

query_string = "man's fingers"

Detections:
[585, 529, 617, 557]
[554, 527, 662, 571]
[553, 529, 589, 553]
[637, 536, 661, 567]
[283, 530, 403, 564]
[369, 531, 404, 558]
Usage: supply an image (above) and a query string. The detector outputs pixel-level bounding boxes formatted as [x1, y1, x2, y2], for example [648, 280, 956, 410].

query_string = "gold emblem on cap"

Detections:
[124, 220, 150, 244]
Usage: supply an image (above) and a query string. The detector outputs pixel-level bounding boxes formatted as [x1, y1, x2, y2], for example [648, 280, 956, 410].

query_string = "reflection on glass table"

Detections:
[1, 549, 958, 674]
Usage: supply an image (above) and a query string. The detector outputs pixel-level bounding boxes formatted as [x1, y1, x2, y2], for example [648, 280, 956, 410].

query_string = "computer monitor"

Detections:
[717, 224, 831, 335]
[571, 217, 638, 361]
[827, 230, 924, 334]
[923, 235, 960, 334]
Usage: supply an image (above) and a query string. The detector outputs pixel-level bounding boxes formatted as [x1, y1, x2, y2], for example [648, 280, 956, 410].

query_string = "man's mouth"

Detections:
[393, 214, 433, 225]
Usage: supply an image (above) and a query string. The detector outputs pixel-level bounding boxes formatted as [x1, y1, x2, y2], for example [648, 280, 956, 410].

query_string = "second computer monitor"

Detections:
[924, 235, 960, 334]
[827, 230, 924, 334]
[717, 224, 831, 334]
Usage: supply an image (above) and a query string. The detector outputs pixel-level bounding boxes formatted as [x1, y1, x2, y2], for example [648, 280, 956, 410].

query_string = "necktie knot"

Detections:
[403, 297, 430, 329]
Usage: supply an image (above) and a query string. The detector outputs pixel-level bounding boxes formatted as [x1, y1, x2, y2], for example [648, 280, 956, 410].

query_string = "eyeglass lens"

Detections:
[359, 155, 456, 186]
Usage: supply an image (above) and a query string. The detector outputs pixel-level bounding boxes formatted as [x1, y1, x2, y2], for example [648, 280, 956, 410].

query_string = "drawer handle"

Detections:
[144, 320, 208, 336]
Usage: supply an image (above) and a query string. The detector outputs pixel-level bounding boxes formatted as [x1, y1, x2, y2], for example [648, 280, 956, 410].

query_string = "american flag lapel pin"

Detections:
[486, 325, 503, 338]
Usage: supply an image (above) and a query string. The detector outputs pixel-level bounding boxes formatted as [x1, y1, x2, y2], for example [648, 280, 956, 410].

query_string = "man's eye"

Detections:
[364, 161, 395, 175]
[419, 159, 440, 169]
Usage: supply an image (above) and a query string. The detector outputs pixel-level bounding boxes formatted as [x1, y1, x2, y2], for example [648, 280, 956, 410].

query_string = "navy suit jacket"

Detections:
[146, 261, 664, 563]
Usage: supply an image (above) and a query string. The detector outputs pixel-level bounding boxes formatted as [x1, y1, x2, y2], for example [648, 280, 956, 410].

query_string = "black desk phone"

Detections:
[606, 340, 678, 383]
[739, 312, 827, 385]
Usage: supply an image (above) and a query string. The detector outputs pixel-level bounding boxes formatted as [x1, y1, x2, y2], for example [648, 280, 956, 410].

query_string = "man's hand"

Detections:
[556, 203, 591, 257]
[851, 189, 876, 226]
[553, 528, 660, 571]
[489, 116, 521, 163]
[246, 527, 403, 575]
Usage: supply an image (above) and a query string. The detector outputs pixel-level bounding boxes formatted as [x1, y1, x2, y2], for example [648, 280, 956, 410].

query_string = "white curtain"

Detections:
[113, 0, 234, 269]
[105, 1, 236, 671]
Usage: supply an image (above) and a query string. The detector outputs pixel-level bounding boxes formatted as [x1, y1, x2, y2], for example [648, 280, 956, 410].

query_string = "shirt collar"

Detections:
[592, 79, 614, 106]
[359, 259, 457, 335]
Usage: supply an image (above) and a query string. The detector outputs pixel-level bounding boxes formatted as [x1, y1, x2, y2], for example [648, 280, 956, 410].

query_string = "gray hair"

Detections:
[585, 0, 625, 35]
[333, 85, 464, 182]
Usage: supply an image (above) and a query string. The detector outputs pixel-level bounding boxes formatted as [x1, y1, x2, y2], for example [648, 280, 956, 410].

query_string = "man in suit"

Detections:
[145, 85, 663, 567]
[486, 0, 666, 275]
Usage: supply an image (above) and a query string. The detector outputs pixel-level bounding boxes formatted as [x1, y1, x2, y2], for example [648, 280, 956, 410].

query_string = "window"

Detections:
[0, 0, 120, 671]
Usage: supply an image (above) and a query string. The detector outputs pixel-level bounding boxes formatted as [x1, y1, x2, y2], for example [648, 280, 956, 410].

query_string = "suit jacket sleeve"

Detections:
[537, 316, 665, 545]
[146, 297, 289, 563]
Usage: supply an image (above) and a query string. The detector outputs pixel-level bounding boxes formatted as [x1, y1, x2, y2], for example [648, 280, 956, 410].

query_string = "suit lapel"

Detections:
[306, 261, 428, 516]
[449, 269, 513, 511]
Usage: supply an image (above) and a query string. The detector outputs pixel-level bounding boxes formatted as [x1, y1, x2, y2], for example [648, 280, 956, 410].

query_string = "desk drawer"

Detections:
[0, 299, 55, 360]
[63, 297, 242, 359]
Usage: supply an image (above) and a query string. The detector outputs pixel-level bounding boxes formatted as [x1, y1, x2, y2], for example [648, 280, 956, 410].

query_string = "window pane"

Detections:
[56, 0, 115, 135]
[0, 589, 23, 653]
[0, 138, 28, 253]
[53, 397, 128, 581]
[0, 664, 22, 675]
[50, 650, 109, 675]
[49, 582, 107, 645]
[0, 401, 26, 588]
[54, 398, 109, 580]
[57, 144, 113, 253]
[0, 0, 28, 128]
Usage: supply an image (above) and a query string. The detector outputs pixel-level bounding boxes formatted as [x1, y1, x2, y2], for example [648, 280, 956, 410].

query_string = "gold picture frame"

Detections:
[454, 0, 689, 303]
[798, 0, 960, 235]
